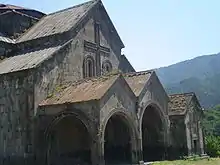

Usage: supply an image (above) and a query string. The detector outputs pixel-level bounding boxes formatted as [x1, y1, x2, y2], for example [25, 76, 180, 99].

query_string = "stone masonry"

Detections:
[0, 0, 205, 165]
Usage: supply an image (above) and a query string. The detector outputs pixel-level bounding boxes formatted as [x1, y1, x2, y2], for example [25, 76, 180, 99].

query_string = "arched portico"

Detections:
[140, 102, 168, 162]
[101, 109, 139, 165]
[44, 112, 93, 165]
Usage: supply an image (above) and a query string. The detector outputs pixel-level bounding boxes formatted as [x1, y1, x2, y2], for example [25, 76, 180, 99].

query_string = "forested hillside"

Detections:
[156, 53, 220, 108]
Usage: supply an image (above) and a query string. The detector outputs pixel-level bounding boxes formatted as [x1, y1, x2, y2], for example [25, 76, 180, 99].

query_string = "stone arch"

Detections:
[83, 55, 95, 78]
[140, 101, 168, 161]
[102, 60, 112, 74]
[45, 111, 93, 165]
[101, 109, 139, 164]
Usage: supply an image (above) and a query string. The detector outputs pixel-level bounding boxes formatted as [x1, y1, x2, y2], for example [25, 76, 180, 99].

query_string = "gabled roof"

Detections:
[0, 4, 27, 10]
[0, 43, 65, 75]
[17, 0, 124, 48]
[40, 74, 121, 106]
[124, 70, 153, 97]
[169, 92, 196, 116]
[17, 0, 98, 42]
[0, 4, 45, 18]
[0, 9, 40, 20]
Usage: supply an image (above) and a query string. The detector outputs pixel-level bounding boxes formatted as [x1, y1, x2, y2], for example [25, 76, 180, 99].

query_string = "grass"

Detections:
[152, 158, 220, 165]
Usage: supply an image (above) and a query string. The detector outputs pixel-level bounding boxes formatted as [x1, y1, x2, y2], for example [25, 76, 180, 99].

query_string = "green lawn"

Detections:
[152, 158, 220, 165]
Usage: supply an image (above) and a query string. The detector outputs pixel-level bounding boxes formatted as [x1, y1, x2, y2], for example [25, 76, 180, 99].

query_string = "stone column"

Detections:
[91, 134, 105, 165]
[130, 137, 139, 164]
[198, 121, 205, 155]
[137, 137, 143, 161]
[185, 123, 192, 156]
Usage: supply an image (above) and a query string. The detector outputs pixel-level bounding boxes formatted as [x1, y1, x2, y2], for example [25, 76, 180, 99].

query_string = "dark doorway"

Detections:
[193, 140, 198, 154]
[47, 116, 91, 165]
[142, 105, 165, 162]
[104, 115, 132, 164]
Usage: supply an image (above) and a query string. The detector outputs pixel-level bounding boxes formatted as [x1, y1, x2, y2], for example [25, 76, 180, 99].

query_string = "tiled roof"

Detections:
[124, 71, 153, 97]
[17, 0, 98, 42]
[40, 74, 120, 106]
[0, 44, 63, 74]
[169, 93, 194, 115]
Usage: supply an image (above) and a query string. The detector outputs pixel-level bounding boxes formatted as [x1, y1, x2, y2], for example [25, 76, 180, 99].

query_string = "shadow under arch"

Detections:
[101, 109, 138, 164]
[44, 111, 93, 165]
[140, 102, 168, 162]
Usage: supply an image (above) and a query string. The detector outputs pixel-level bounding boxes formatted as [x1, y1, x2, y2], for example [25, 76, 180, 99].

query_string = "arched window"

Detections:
[83, 56, 95, 78]
[102, 60, 112, 75]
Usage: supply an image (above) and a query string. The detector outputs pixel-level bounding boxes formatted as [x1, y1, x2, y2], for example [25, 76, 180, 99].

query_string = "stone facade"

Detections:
[169, 93, 205, 159]
[0, 0, 205, 165]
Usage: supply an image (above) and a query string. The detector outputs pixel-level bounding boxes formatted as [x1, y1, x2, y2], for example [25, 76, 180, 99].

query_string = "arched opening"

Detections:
[83, 56, 95, 78]
[104, 114, 132, 164]
[142, 105, 165, 161]
[102, 60, 112, 75]
[47, 116, 91, 165]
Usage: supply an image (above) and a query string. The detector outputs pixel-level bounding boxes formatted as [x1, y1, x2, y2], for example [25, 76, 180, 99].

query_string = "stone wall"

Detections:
[0, 71, 34, 161]
[0, 42, 13, 57]
[169, 115, 187, 158]
[150, 72, 169, 115]
[138, 72, 169, 127]
[34, 16, 123, 114]
[99, 78, 137, 128]
[0, 12, 38, 39]
[184, 98, 204, 155]
[36, 101, 102, 165]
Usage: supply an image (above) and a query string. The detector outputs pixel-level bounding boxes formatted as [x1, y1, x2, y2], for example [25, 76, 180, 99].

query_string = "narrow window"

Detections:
[83, 56, 95, 78]
[102, 61, 112, 75]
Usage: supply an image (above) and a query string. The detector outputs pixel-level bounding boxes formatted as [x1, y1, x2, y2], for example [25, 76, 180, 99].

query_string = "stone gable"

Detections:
[137, 71, 169, 116]
[0, 0, 206, 164]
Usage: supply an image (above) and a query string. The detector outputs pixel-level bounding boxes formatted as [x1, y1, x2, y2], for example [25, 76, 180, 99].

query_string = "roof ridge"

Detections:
[124, 70, 154, 77]
[62, 73, 120, 89]
[16, 0, 98, 43]
[0, 10, 12, 16]
[47, 0, 97, 16]
[169, 92, 195, 97]
[13, 10, 39, 20]
[0, 4, 27, 10]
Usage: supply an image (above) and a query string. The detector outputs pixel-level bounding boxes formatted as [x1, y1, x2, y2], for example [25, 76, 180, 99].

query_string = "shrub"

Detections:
[205, 135, 220, 157]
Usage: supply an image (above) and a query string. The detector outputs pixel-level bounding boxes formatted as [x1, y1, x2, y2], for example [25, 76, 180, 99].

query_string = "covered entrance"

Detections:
[104, 114, 133, 164]
[46, 115, 91, 165]
[141, 105, 166, 161]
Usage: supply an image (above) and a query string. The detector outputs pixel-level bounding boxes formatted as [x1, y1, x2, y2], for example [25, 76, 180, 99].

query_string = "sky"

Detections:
[2, 0, 220, 71]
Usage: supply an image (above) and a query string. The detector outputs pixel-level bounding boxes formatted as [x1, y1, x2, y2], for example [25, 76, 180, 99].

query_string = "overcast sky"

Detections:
[2, 0, 220, 71]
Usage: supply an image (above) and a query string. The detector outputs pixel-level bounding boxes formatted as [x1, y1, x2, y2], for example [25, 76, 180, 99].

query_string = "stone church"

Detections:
[0, 0, 205, 165]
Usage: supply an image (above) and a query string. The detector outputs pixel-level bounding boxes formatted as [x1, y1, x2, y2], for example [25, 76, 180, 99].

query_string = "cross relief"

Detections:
[84, 21, 110, 76]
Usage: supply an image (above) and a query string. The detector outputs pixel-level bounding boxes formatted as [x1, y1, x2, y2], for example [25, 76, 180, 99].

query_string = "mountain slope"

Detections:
[156, 53, 220, 108]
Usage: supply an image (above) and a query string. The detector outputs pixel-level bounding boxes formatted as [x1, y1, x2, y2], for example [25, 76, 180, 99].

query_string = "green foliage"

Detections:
[202, 105, 220, 157]
[156, 53, 220, 108]
[203, 107, 220, 136]
[205, 135, 220, 157]
[164, 74, 220, 108]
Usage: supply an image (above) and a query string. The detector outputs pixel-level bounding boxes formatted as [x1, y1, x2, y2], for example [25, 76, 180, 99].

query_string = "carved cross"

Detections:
[84, 22, 110, 76]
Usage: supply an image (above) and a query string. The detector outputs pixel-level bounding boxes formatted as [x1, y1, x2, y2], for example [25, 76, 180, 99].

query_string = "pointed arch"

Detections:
[140, 101, 168, 161]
